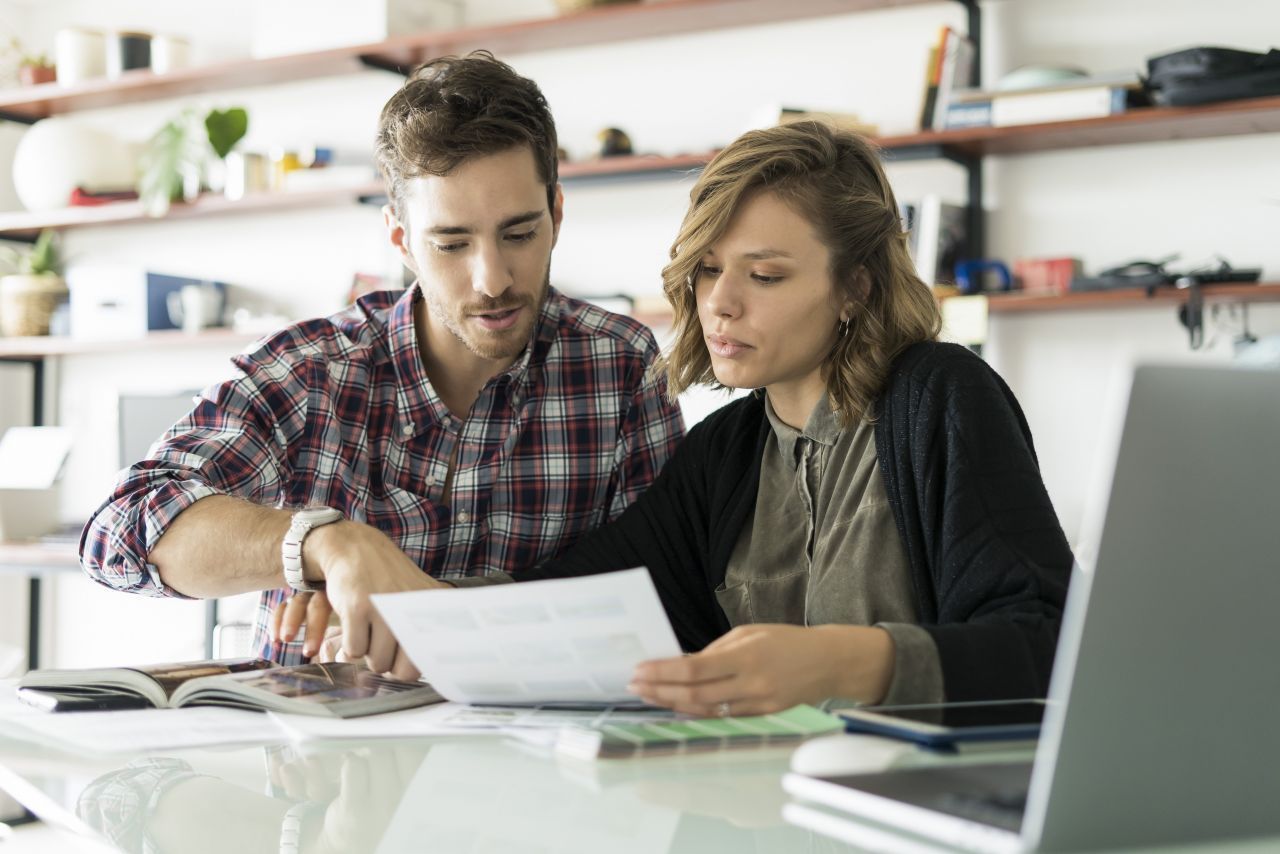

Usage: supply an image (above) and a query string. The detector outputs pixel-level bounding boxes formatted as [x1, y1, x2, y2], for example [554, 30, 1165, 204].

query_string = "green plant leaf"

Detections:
[137, 110, 206, 217]
[205, 108, 248, 159]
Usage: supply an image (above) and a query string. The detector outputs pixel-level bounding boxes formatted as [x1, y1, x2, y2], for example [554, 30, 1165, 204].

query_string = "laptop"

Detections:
[783, 364, 1280, 852]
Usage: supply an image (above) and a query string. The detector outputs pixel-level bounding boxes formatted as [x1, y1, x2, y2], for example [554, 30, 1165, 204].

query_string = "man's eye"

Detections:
[506, 230, 537, 243]
[432, 242, 466, 253]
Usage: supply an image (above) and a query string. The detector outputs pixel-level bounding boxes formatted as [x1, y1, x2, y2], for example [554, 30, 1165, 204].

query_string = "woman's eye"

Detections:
[506, 230, 537, 243]
[752, 273, 783, 285]
[698, 266, 722, 278]
[432, 242, 466, 254]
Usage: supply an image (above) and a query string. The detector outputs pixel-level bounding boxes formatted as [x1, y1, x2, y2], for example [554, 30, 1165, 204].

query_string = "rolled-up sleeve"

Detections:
[80, 364, 297, 597]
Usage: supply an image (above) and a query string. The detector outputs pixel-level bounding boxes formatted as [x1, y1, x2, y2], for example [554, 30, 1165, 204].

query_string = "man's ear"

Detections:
[550, 184, 564, 249]
[384, 204, 416, 272]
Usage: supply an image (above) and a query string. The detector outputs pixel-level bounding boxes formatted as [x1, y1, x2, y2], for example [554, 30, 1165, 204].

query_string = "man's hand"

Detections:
[626, 624, 895, 717]
[291, 520, 448, 681]
[272, 592, 338, 660]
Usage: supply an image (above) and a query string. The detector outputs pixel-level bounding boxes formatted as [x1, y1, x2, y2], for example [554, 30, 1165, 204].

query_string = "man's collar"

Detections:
[389, 283, 562, 439]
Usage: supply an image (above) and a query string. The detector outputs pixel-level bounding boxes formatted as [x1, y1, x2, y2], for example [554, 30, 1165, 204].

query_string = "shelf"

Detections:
[0, 0, 936, 123]
[880, 95, 1280, 157]
[0, 328, 265, 359]
[0, 182, 386, 241]
[3, 286, 1274, 360]
[980, 283, 1280, 314]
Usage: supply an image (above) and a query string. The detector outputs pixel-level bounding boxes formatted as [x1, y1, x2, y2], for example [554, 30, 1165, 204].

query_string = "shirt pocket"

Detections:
[481, 508, 598, 574]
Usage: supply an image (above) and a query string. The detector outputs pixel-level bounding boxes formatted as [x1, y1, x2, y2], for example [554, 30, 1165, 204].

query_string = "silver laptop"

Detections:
[784, 364, 1280, 852]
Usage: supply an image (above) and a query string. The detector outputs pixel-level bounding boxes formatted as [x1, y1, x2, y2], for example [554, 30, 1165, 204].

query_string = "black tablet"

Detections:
[838, 699, 1046, 749]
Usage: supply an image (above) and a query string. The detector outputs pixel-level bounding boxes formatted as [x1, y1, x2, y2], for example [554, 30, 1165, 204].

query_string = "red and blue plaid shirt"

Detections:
[81, 285, 685, 663]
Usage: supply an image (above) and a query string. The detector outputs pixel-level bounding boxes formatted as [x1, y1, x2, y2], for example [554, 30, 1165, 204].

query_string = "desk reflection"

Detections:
[71, 737, 853, 854]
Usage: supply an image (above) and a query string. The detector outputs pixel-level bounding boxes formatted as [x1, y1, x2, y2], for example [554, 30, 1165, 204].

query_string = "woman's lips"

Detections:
[707, 332, 752, 358]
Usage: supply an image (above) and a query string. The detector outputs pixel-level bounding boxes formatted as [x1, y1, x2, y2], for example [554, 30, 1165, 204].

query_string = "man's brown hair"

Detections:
[375, 51, 559, 225]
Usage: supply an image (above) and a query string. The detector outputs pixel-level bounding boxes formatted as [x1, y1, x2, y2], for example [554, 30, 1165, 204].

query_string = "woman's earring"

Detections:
[686, 273, 695, 295]
[838, 318, 850, 337]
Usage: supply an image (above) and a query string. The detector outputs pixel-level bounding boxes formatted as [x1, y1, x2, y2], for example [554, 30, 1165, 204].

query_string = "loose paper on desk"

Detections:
[371, 568, 682, 705]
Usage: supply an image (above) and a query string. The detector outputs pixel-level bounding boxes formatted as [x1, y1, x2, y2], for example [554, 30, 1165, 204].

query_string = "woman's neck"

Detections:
[765, 376, 828, 430]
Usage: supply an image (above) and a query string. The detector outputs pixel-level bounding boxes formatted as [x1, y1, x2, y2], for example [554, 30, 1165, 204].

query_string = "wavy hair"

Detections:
[374, 51, 559, 226]
[660, 121, 941, 425]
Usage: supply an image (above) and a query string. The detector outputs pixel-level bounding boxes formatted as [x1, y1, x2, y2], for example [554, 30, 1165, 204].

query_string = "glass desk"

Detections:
[1, 695, 1275, 854]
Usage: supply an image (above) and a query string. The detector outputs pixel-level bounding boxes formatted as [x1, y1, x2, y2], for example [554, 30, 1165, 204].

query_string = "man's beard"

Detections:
[427, 268, 550, 362]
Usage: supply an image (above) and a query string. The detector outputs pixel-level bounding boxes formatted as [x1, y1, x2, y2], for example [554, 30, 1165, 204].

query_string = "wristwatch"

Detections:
[282, 506, 343, 592]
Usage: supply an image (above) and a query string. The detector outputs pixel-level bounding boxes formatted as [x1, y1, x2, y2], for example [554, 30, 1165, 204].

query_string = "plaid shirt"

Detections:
[81, 285, 685, 663]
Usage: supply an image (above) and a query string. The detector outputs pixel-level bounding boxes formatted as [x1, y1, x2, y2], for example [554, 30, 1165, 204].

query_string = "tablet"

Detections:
[837, 699, 1046, 749]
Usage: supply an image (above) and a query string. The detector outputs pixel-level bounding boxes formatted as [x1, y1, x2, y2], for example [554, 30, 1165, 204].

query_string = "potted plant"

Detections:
[0, 230, 68, 337]
[18, 53, 56, 86]
[137, 106, 248, 217]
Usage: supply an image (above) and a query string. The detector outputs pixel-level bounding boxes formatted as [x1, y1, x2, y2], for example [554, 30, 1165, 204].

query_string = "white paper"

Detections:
[7, 706, 287, 754]
[0, 427, 73, 490]
[372, 568, 682, 705]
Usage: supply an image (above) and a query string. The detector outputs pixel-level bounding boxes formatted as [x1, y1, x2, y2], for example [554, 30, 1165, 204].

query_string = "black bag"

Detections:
[1146, 46, 1280, 106]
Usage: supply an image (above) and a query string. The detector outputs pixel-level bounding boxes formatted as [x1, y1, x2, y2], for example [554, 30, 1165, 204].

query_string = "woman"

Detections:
[285, 121, 1073, 716]
[519, 120, 1073, 716]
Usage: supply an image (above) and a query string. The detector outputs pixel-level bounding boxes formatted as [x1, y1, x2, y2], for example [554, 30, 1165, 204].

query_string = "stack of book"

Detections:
[918, 26, 976, 131]
[943, 71, 1149, 130]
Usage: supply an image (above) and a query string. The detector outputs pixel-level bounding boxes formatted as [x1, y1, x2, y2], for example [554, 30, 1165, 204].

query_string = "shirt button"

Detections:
[456, 511, 471, 524]
[425, 475, 437, 487]
[401, 424, 413, 437]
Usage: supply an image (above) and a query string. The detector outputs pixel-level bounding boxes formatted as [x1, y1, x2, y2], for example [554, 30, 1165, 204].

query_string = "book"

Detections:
[553, 704, 842, 760]
[992, 85, 1132, 127]
[932, 28, 976, 130]
[943, 99, 993, 129]
[18, 658, 444, 718]
[902, 194, 970, 287]
[917, 28, 946, 130]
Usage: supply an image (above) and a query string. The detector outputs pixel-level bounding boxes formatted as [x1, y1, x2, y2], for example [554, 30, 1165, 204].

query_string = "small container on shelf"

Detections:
[54, 27, 107, 85]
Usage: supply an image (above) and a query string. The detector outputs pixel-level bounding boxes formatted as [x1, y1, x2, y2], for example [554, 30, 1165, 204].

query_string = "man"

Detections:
[80, 52, 685, 679]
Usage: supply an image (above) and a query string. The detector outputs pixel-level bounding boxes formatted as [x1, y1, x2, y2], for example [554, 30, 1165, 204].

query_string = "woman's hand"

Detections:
[626, 624, 895, 717]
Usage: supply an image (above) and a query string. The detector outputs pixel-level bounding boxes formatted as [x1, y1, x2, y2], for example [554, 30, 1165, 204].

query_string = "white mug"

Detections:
[151, 35, 190, 74]
[167, 283, 223, 334]
[54, 27, 107, 85]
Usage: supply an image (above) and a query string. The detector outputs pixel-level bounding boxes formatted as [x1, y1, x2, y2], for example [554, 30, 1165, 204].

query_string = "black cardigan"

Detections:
[522, 342, 1074, 701]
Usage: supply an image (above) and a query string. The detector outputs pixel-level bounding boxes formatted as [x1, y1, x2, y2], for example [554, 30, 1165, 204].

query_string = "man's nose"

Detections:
[473, 242, 514, 298]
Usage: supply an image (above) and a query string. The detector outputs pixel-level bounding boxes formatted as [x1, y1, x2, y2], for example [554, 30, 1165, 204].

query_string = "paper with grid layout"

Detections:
[372, 568, 682, 705]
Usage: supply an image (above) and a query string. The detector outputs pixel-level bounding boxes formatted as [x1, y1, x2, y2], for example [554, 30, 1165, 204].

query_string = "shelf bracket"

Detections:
[358, 54, 415, 75]
[0, 111, 39, 126]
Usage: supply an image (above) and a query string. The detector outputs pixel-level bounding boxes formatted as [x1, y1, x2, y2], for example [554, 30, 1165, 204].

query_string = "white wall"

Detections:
[2, 0, 1277, 665]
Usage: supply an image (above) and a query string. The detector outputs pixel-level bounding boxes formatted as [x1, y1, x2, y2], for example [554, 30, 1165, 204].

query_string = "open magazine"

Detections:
[18, 659, 443, 718]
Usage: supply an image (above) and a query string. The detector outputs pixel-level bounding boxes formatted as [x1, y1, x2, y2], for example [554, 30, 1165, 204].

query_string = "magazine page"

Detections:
[173, 662, 444, 718]
[134, 658, 274, 702]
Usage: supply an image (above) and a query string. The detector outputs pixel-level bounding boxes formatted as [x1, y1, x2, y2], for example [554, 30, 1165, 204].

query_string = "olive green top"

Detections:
[715, 393, 944, 706]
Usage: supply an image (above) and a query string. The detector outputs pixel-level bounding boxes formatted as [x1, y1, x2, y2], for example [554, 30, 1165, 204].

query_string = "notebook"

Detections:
[784, 363, 1280, 852]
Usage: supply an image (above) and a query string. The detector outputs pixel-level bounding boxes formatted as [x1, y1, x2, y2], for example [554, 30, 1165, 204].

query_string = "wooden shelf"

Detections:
[0, 182, 385, 241]
[880, 95, 1280, 157]
[981, 283, 1280, 314]
[0, 328, 266, 359]
[0, 0, 934, 123]
[15, 89, 1271, 238]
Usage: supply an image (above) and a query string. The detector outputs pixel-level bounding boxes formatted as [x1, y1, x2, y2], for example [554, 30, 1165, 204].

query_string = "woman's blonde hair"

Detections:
[661, 121, 941, 425]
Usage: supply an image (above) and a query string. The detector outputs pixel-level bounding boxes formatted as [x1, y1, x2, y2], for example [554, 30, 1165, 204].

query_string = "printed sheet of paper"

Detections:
[372, 568, 682, 705]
